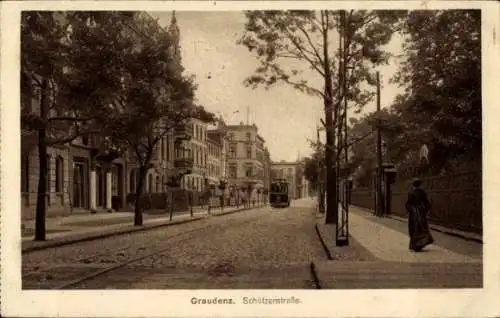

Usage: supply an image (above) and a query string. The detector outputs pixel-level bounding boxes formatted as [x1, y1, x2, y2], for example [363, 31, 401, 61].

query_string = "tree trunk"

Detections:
[324, 104, 338, 224]
[134, 165, 147, 226]
[322, 11, 338, 224]
[34, 80, 49, 241]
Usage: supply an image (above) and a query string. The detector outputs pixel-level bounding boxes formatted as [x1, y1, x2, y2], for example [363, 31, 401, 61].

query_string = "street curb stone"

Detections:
[314, 224, 332, 260]
[22, 206, 253, 254]
[388, 214, 483, 244]
[314, 220, 378, 262]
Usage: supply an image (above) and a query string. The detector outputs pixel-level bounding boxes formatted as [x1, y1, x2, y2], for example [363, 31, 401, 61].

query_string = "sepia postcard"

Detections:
[1, 0, 500, 317]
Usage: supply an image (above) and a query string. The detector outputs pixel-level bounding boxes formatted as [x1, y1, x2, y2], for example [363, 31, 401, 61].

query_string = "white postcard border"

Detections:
[2, 1, 499, 317]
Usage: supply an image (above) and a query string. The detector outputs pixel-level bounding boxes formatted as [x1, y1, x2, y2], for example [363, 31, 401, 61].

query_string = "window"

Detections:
[228, 133, 234, 140]
[229, 165, 237, 178]
[55, 156, 63, 192]
[245, 165, 253, 178]
[229, 143, 237, 158]
[160, 138, 165, 161]
[21, 154, 29, 193]
[166, 135, 170, 161]
[156, 176, 160, 193]
[246, 146, 252, 159]
[246, 132, 251, 140]
[148, 174, 153, 193]
[112, 167, 119, 196]
[46, 155, 51, 193]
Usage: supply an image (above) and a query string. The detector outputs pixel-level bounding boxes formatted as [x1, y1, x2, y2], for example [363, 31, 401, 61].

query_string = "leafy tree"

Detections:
[239, 10, 401, 223]
[391, 10, 481, 174]
[21, 12, 135, 241]
[347, 10, 481, 184]
[97, 14, 216, 226]
[302, 150, 324, 192]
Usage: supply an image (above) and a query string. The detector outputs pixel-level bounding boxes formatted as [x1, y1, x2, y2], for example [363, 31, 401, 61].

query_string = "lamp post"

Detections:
[316, 126, 326, 214]
[203, 173, 211, 215]
[218, 178, 227, 212]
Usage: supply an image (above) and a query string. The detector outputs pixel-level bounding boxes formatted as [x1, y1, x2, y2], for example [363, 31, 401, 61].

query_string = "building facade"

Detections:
[225, 123, 268, 203]
[180, 118, 208, 192]
[263, 147, 272, 193]
[20, 12, 192, 220]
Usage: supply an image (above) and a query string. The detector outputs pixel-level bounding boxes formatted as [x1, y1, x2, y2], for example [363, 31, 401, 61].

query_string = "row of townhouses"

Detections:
[21, 118, 273, 220]
[21, 12, 274, 220]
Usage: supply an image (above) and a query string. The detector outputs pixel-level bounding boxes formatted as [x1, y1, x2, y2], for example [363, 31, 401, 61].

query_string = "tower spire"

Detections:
[168, 11, 181, 63]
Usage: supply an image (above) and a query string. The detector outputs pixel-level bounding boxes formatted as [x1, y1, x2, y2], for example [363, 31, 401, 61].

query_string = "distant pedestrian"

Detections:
[405, 178, 434, 252]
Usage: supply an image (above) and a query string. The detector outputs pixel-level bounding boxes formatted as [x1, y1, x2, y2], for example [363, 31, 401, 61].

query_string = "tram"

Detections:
[269, 179, 290, 208]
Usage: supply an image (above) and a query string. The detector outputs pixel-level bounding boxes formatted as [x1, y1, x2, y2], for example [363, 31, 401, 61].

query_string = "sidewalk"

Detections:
[346, 206, 480, 263]
[313, 205, 483, 288]
[22, 204, 256, 253]
[353, 205, 483, 243]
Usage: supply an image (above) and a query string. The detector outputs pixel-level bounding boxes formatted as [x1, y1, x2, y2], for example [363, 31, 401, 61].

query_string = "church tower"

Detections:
[168, 11, 181, 63]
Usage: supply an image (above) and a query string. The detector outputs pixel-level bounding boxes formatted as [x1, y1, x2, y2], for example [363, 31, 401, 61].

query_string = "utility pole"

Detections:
[343, 10, 348, 175]
[376, 71, 383, 217]
[343, 10, 349, 204]
[334, 10, 345, 224]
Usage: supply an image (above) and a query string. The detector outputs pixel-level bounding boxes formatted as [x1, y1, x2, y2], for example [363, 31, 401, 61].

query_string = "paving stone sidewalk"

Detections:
[352, 205, 482, 243]
[313, 205, 482, 289]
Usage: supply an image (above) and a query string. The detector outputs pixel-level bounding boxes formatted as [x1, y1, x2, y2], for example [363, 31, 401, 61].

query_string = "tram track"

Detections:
[23, 210, 269, 289]
[54, 225, 209, 289]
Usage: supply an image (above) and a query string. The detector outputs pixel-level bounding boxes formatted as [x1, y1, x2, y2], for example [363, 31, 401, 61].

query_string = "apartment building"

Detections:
[20, 12, 189, 219]
[206, 130, 223, 195]
[181, 118, 208, 192]
[263, 147, 272, 193]
[225, 123, 269, 202]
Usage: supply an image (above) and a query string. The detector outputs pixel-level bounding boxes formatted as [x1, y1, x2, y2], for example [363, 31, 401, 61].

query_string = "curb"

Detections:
[22, 206, 256, 254]
[314, 224, 333, 260]
[309, 262, 322, 289]
[212, 205, 265, 217]
[387, 215, 483, 244]
[22, 216, 205, 254]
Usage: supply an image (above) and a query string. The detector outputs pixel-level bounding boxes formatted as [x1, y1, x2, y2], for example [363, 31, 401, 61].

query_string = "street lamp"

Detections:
[316, 126, 326, 214]
[218, 178, 227, 212]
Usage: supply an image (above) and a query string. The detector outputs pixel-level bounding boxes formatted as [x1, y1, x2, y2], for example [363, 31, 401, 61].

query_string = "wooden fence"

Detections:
[350, 170, 482, 234]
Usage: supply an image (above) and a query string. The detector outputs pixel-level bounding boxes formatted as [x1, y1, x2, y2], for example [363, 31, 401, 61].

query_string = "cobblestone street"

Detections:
[23, 201, 326, 289]
[22, 198, 483, 290]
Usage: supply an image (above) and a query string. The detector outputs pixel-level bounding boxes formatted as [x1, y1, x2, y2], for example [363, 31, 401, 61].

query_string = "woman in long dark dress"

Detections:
[405, 178, 434, 252]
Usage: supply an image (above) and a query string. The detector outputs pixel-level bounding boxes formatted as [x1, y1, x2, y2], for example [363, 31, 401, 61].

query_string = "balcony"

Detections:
[174, 157, 194, 171]
[174, 124, 193, 141]
[174, 145, 194, 173]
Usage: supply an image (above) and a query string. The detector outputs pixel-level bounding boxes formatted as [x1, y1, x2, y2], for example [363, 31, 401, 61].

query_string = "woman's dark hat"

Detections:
[412, 178, 422, 187]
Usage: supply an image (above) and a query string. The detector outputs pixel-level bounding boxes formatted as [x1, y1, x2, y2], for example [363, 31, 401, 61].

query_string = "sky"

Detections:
[150, 11, 405, 162]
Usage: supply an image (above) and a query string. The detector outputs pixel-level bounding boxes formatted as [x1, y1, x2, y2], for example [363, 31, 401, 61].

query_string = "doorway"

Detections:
[72, 160, 87, 209]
